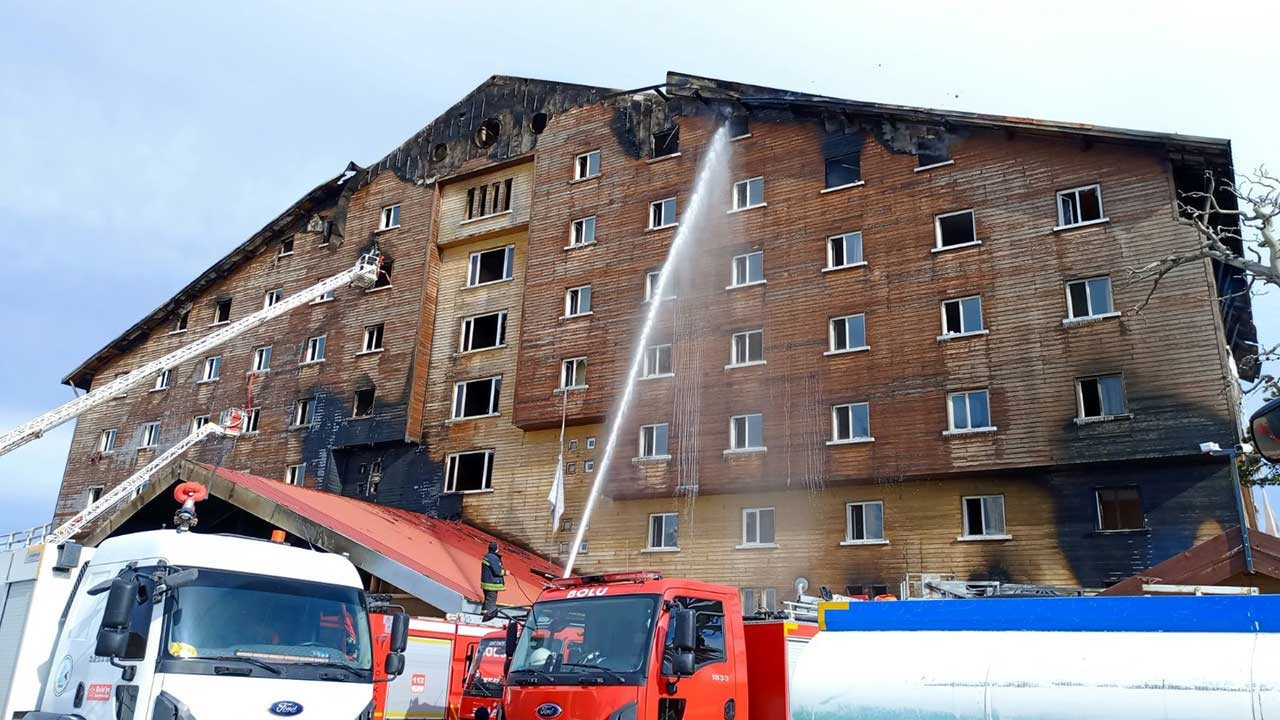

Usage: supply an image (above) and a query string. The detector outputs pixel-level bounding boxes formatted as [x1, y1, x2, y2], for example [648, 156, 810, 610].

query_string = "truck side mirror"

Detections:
[671, 608, 696, 652]
[384, 651, 406, 677]
[389, 611, 409, 654]
[95, 577, 135, 657]
[504, 620, 520, 658]
[1251, 397, 1280, 463]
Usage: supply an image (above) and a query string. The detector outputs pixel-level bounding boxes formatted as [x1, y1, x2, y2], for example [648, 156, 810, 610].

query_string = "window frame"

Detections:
[729, 251, 765, 288]
[569, 215, 597, 248]
[173, 310, 189, 333]
[292, 397, 316, 428]
[452, 376, 502, 420]
[251, 345, 272, 372]
[285, 463, 306, 486]
[140, 421, 161, 449]
[830, 402, 873, 444]
[646, 512, 680, 551]
[303, 335, 327, 364]
[467, 245, 516, 288]
[728, 414, 764, 452]
[641, 344, 673, 378]
[844, 501, 887, 544]
[379, 204, 401, 231]
[445, 449, 495, 493]
[740, 507, 777, 548]
[1064, 276, 1116, 321]
[362, 323, 385, 353]
[192, 415, 210, 433]
[730, 177, 765, 212]
[827, 314, 869, 354]
[1076, 373, 1128, 420]
[574, 150, 601, 181]
[946, 389, 995, 434]
[211, 298, 231, 325]
[1055, 184, 1106, 229]
[263, 288, 282, 310]
[1095, 485, 1145, 532]
[644, 270, 676, 303]
[560, 357, 587, 390]
[939, 295, 986, 338]
[825, 232, 865, 271]
[638, 423, 670, 459]
[152, 368, 171, 392]
[98, 428, 117, 453]
[459, 311, 508, 353]
[728, 329, 764, 368]
[960, 494, 1008, 539]
[199, 356, 221, 383]
[564, 285, 593, 318]
[243, 407, 261, 433]
[933, 209, 978, 251]
[648, 197, 677, 230]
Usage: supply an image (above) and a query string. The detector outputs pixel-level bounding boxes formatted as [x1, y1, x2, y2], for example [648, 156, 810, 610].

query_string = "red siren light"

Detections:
[173, 482, 209, 504]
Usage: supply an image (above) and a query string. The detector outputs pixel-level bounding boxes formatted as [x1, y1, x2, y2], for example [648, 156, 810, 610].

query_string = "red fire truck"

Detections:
[372, 615, 504, 719]
[457, 631, 507, 720]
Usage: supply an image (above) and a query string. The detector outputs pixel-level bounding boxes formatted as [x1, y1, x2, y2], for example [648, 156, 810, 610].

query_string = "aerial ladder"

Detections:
[0, 252, 382, 458]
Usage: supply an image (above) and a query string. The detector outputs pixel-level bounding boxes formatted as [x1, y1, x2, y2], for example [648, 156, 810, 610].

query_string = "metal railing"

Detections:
[2, 523, 52, 551]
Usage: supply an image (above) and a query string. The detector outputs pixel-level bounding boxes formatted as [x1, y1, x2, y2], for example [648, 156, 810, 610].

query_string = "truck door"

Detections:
[659, 597, 732, 720]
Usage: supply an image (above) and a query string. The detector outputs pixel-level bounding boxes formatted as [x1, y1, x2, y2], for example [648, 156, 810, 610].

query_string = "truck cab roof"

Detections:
[537, 571, 735, 603]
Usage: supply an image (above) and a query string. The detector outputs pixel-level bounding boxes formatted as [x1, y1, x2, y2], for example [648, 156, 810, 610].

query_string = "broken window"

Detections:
[825, 153, 861, 189]
[174, 310, 189, 333]
[460, 311, 507, 352]
[200, 356, 221, 382]
[639, 423, 669, 458]
[829, 314, 867, 352]
[474, 118, 500, 148]
[732, 177, 764, 210]
[379, 204, 401, 230]
[645, 270, 676, 302]
[827, 232, 864, 270]
[729, 414, 764, 451]
[564, 285, 592, 317]
[353, 387, 375, 418]
[574, 151, 601, 180]
[263, 288, 282, 310]
[153, 368, 171, 391]
[445, 450, 495, 492]
[730, 251, 764, 287]
[363, 323, 384, 353]
[941, 296, 984, 336]
[279, 236, 294, 256]
[935, 210, 977, 249]
[917, 136, 951, 168]
[832, 402, 871, 442]
[364, 458, 383, 497]
[252, 345, 272, 372]
[304, 335, 326, 363]
[652, 126, 679, 159]
[1057, 185, 1104, 227]
[649, 197, 677, 229]
[742, 507, 775, 545]
[293, 397, 316, 427]
[213, 298, 231, 324]
[962, 495, 1006, 537]
[1066, 276, 1114, 320]
[728, 114, 750, 139]
[98, 428, 117, 453]
[846, 501, 885, 542]
[642, 344, 672, 377]
[453, 377, 501, 419]
[140, 421, 161, 448]
[730, 330, 763, 366]
[560, 357, 587, 389]
[570, 216, 596, 247]
[372, 257, 393, 289]
[192, 416, 209, 433]
[648, 513, 679, 550]
[948, 390, 992, 432]
[84, 486, 104, 509]
[1077, 374, 1126, 419]
[286, 463, 306, 486]
[464, 178, 513, 220]
[467, 245, 514, 286]
[1096, 487, 1143, 531]
[244, 407, 260, 433]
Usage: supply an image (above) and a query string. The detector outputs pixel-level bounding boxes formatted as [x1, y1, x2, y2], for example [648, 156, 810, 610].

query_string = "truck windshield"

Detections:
[508, 595, 659, 683]
[463, 637, 507, 698]
[162, 567, 372, 675]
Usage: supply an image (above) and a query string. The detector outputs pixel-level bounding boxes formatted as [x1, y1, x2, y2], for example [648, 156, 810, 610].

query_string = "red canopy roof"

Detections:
[202, 465, 561, 608]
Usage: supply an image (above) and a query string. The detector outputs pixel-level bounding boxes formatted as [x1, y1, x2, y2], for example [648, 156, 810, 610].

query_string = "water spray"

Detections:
[564, 126, 731, 577]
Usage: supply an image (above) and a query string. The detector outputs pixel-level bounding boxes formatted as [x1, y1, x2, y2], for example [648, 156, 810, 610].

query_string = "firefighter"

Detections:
[480, 541, 506, 619]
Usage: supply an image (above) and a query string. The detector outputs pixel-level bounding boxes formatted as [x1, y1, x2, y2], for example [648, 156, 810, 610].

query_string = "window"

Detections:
[649, 198, 677, 229]
[84, 486, 103, 508]
[644, 270, 676, 302]
[732, 177, 764, 210]
[642, 344, 672, 377]
[947, 390, 993, 432]
[832, 403, 871, 442]
[584, 460, 594, 473]
[845, 501, 885, 543]
[962, 495, 1007, 538]
[110, 372, 129, 399]
[311, 277, 334, 304]
[460, 311, 507, 352]
[352, 388, 375, 418]
[662, 597, 726, 673]
[935, 210, 977, 249]
[361, 324, 384, 353]
[252, 345, 272, 372]
[574, 151, 600, 180]
[730, 330, 763, 366]
[729, 414, 764, 451]
[568, 439, 579, 451]
[570, 216, 596, 247]
[379, 204, 401, 230]
[302, 335, 326, 364]
[586, 436, 596, 449]
[464, 178, 514, 220]
[564, 286, 592, 317]
[467, 245, 515, 287]
[828, 314, 867, 353]
[445, 450, 495, 492]
[293, 397, 315, 427]
[826, 232, 864, 270]
[1057, 185, 1104, 228]
[243, 407, 260, 433]
[560, 357, 587, 389]
[153, 368, 171, 391]
[140, 421, 161, 448]
[212, 298, 231, 324]
[1077, 374, 1127, 419]
[192, 415, 209, 432]
[652, 126, 679, 158]
[98, 428, 117, 453]
[286, 463, 306, 486]
[263, 288, 282, 310]
[453, 377, 501, 419]
[728, 114, 749, 139]
[199, 356, 221, 382]
[825, 153, 861, 189]
[730, 251, 764, 287]
[742, 507, 776, 546]
[941, 296, 984, 336]
[647, 513, 679, 550]
[174, 310, 189, 332]
[1066, 276, 1114, 319]
[279, 236, 294, 256]
[740, 588, 777, 614]
[372, 257, 393, 289]
[1096, 487, 1144, 531]
[639, 423, 669, 458]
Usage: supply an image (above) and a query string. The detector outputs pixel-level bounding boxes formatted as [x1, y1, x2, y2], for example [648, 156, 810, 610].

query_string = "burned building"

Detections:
[53, 72, 1258, 601]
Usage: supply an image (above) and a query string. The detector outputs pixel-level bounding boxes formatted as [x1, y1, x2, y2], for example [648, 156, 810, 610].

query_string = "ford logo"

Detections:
[269, 701, 304, 716]
[536, 703, 562, 719]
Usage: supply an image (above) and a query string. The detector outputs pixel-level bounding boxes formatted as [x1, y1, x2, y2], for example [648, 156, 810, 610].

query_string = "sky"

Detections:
[1, 0, 1278, 533]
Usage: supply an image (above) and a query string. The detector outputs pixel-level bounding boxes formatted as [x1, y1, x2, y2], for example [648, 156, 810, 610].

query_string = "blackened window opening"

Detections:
[825, 153, 861, 189]
[937, 211, 976, 247]
[353, 388, 375, 418]
[652, 126, 680, 158]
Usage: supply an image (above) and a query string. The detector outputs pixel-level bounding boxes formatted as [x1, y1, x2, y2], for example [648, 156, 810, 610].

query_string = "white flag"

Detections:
[548, 453, 565, 533]
[1264, 489, 1279, 537]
